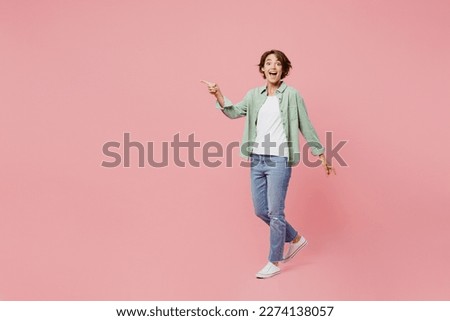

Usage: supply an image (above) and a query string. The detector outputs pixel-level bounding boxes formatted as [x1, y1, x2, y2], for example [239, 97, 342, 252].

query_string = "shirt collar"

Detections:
[259, 81, 287, 94]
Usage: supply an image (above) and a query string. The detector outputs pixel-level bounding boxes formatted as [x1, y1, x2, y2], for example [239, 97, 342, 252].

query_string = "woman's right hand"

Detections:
[201, 79, 225, 108]
[200, 80, 221, 97]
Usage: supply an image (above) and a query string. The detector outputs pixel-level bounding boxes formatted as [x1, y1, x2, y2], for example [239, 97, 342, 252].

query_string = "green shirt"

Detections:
[215, 81, 324, 166]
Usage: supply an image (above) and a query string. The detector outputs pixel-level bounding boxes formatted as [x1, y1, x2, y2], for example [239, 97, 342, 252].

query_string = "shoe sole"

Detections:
[281, 239, 308, 263]
[256, 270, 281, 279]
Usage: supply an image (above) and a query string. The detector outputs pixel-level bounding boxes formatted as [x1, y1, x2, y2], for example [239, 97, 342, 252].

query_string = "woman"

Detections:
[202, 49, 335, 279]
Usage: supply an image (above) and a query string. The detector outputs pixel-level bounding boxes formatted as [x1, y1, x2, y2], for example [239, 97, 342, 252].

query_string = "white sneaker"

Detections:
[255, 262, 281, 279]
[282, 236, 308, 263]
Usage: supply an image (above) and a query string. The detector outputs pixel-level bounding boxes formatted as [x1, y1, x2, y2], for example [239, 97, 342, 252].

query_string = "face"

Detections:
[261, 53, 283, 85]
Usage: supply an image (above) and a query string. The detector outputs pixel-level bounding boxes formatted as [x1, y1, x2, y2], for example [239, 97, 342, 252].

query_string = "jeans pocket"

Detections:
[271, 156, 288, 163]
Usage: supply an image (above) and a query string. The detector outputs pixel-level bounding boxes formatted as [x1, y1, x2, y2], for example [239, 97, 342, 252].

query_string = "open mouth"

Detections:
[268, 71, 277, 77]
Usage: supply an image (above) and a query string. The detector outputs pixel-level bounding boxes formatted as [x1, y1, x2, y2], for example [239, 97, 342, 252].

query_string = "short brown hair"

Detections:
[258, 49, 292, 79]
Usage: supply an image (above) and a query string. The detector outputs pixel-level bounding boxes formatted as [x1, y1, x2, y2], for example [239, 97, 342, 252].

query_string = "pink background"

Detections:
[1, 0, 449, 300]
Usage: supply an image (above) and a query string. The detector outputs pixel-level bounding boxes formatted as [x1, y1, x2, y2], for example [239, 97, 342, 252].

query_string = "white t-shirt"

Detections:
[252, 95, 289, 157]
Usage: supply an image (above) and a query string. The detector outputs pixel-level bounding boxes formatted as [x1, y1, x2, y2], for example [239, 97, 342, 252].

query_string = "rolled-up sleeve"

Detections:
[296, 93, 325, 156]
[215, 90, 250, 119]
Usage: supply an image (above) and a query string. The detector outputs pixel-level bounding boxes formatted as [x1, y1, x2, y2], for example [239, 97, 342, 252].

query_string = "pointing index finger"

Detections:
[200, 79, 213, 86]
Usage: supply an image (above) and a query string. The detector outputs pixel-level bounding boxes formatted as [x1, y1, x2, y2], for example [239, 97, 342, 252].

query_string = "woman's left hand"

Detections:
[319, 154, 336, 176]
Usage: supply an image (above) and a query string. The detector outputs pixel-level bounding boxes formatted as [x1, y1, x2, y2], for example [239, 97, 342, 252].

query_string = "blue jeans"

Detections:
[250, 153, 298, 262]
